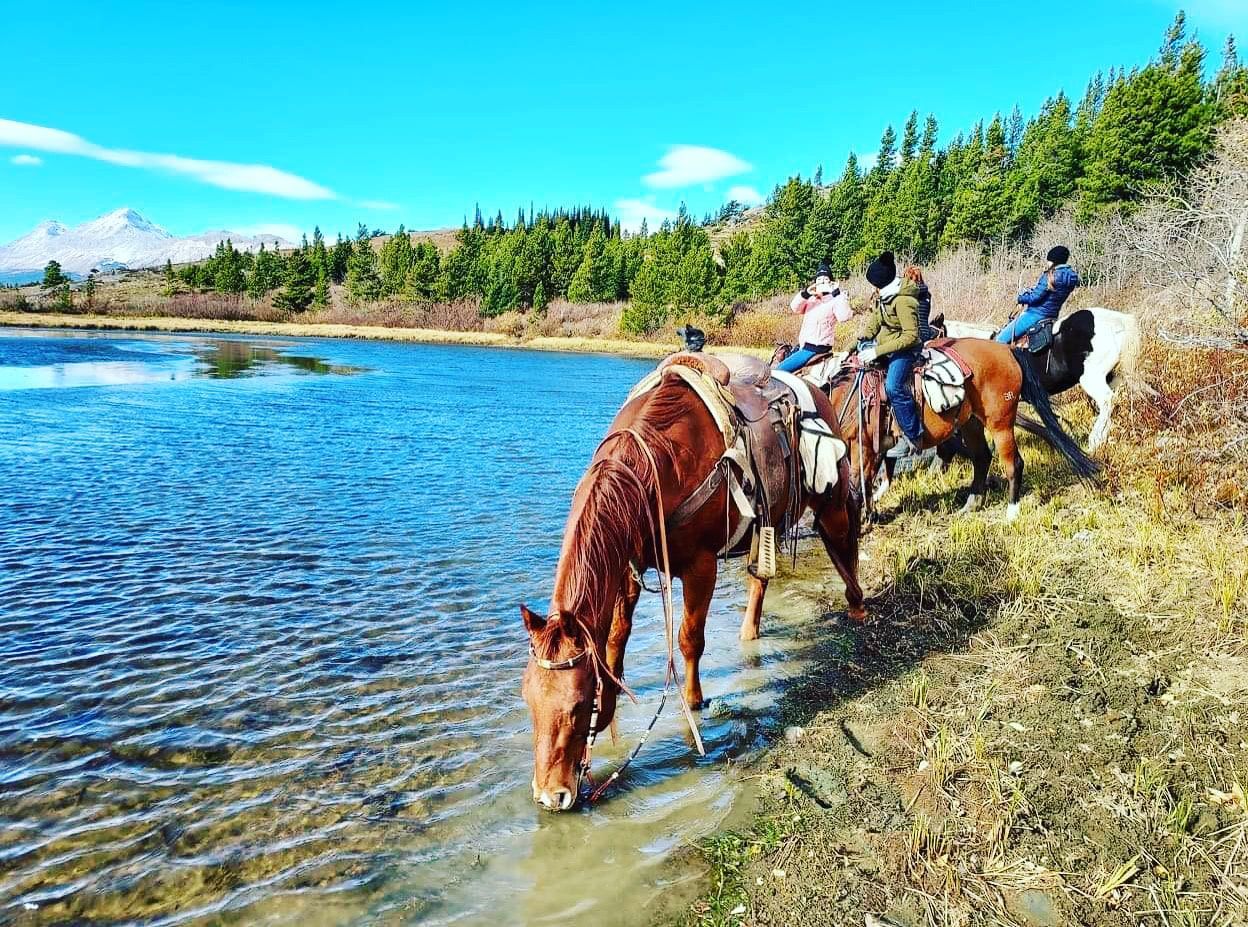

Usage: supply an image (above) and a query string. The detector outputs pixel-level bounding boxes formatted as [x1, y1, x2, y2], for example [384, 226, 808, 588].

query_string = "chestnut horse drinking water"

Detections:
[520, 362, 864, 811]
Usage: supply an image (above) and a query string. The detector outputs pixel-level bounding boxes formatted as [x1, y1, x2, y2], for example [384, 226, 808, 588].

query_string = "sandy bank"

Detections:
[0, 312, 772, 360]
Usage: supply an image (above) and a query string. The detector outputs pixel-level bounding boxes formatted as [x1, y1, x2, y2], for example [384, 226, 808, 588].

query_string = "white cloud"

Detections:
[726, 185, 764, 207]
[10, 153, 41, 166]
[614, 198, 677, 232]
[0, 118, 336, 200]
[643, 145, 752, 188]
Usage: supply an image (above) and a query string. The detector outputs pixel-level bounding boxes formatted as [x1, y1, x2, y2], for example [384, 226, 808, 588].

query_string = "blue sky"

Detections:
[1, 0, 1245, 244]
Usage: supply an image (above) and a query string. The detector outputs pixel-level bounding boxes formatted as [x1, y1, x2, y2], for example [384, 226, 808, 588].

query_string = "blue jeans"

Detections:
[776, 344, 829, 373]
[995, 309, 1049, 343]
[884, 350, 924, 443]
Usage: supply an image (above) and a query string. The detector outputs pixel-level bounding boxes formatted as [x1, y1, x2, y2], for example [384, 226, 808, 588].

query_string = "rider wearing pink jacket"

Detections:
[776, 262, 854, 373]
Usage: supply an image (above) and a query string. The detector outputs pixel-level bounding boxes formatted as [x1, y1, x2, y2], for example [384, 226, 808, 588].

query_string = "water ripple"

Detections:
[0, 330, 838, 926]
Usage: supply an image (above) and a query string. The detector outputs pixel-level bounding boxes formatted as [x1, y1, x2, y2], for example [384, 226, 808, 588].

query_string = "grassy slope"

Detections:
[684, 401, 1248, 927]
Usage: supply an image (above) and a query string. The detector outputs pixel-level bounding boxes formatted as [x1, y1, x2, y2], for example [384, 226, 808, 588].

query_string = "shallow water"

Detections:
[0, 328, 844, 926]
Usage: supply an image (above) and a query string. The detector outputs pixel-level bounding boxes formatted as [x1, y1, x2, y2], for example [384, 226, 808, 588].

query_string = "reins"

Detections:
[529, 426, 705, 806]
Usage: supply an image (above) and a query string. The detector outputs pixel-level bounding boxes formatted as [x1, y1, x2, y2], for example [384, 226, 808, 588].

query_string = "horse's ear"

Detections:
[932, 312, 945, 327]
[520, 604, 546, 635]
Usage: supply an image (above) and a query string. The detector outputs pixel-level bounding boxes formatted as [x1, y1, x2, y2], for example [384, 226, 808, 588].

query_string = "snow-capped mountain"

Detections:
[0, 208, 295, 275]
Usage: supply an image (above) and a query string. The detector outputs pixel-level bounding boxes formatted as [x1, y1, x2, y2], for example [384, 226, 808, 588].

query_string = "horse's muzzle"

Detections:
[534, 785, 575, 811]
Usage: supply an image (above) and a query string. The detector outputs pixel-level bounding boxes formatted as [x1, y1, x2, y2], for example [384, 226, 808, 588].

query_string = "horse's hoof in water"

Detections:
[739, 625, 760, 642]
[1006, 503, 1020, 522]
[960, 493, 981, 513]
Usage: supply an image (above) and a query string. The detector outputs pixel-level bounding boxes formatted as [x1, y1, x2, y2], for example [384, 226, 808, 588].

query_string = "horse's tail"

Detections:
[1011, 348, 1101, 480]
[1108, 310, 1142, 390]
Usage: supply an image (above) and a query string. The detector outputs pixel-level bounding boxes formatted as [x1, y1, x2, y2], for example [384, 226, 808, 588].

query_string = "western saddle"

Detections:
[628, 351, 828, 573]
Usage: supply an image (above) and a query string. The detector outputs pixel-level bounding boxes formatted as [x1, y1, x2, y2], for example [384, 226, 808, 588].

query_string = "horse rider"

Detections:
[857, 251, 925, 459]
[995, 245, 1080, 344]
[904, 265, 936, 342]
[775, 261, 854, 373]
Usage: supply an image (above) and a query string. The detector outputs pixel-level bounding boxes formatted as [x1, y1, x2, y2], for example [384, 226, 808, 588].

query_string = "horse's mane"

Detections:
[534, 377, 696, 657]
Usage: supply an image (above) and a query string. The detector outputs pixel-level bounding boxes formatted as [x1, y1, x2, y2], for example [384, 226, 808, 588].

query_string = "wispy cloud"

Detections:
[643, 145, 752, 188]
[614, 198, 677, 232]
[0, 118, 336, 200]
[726, 184, 764, 207]
[10, 153, 41, 166]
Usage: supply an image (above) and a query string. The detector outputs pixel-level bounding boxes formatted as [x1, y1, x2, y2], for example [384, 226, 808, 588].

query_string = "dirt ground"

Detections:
[683, 407, 1248, 927]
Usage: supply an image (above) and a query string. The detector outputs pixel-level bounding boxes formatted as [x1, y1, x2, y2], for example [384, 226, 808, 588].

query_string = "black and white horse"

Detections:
[943, 307, 1141, 451]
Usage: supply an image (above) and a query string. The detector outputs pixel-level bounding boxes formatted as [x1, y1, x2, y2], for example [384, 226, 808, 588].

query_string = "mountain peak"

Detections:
[0, 208, 296, 274]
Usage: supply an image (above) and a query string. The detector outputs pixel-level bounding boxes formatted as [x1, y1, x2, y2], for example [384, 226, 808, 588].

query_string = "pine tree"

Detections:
[827, 154, 867, 275]
[1007, 93, 1079, 234]
[346, 224, 383, 302]
[214, 239, 245, 294]
[41, 260, 68, 290]
[870, 125, 897, 183]
[162, 258, 176, 296]
[1215, 34, 1248, 118]
[532, 280, 548, 312]
[900, 110, 919, 165]
[313, 263, 330, 308]
[1079, 25, 1215, 216]
[379, 226, 414, 296]
[274, 250, 315, 312]
[1160, 10, 1186, 68]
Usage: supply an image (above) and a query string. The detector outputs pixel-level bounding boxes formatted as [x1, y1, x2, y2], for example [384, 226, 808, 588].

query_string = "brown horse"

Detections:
[826, 340, 1099, 520]
[520, 368, 864, 811]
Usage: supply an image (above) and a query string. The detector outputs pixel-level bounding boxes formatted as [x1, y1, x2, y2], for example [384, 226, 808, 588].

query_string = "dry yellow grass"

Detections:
[0, 311, 774, 359]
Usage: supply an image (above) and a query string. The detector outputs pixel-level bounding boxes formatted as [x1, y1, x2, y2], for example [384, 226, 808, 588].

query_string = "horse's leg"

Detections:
[815, 495, 867, 622]
[873, 456, 895, 503]
[958, 418, 992, 513]
[599, 572, 640, 731]
[1080, 369, 1115, 452]
[990, 421, 1024, 521]
[740, 570, 768, 642]
[679, 553, 718, 708]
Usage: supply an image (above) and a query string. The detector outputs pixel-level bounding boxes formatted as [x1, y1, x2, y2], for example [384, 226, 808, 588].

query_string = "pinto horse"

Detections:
[520, 368, 864, 811]
[826, 339, 1099, 520]
[938, 307, 1141, 451]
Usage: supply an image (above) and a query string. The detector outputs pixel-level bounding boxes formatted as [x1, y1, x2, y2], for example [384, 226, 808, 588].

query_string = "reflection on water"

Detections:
[0, 328, 847, 927]
[0, 328, 364, 390]
[194, 340, 365, 379]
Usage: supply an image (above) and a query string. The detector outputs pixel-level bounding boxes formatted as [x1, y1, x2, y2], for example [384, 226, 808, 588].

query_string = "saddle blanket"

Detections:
[919, 347, 968, 414]
[769, 369, 846, 496]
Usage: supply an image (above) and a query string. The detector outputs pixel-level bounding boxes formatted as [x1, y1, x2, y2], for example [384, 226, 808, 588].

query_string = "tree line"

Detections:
[170, 13, 1246, 334]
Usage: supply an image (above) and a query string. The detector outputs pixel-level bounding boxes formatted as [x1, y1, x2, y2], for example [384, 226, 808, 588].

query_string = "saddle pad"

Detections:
[799, 352, 850, 390]
[767, 368, 816, 414]
[920, 347, 968, 414]
[797, 416, 846, 496]
[628, 364, 738, 449]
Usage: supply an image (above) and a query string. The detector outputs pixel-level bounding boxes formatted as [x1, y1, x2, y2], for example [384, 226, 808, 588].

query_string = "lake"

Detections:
[0, 328, 844, 925]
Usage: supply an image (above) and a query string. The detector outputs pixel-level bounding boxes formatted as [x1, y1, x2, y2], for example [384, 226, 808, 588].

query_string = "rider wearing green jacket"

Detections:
[857, 251, 924, 458]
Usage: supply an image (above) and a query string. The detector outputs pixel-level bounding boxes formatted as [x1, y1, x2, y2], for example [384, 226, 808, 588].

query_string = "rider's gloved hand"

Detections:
[859, 345, 879, 364]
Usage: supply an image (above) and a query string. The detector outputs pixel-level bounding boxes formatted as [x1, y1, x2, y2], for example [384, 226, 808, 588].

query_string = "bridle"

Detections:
[527, 426, 704, 806]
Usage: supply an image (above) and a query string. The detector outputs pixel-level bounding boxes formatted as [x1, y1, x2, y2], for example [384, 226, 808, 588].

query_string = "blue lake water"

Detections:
[0, 328, 843, 925]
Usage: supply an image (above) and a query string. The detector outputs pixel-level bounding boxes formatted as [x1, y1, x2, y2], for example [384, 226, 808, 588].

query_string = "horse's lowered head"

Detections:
[520, 604, 599, 811]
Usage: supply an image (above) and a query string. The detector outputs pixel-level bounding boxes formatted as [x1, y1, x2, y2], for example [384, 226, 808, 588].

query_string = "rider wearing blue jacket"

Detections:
[995, 246, 1080, 343]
